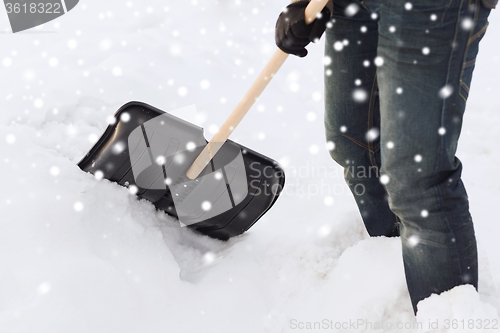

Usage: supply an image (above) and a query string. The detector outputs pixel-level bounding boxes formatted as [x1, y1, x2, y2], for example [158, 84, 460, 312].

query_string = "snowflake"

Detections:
[379, 174, 390, 185]
[5, 134, 16, 144]
[203, 252, 215, 263]
[439, 85, 453, 99]
[408, 235, 419, 247]
[306, 112, 316, 122]
[177, 86, 188, 96]
[120, 112, 130, 122]
[112, 67, 122, 76]
[318, 225, 332, 236]
[34, 99, 44, 108]
[202, 201, 212, 211]
[309, 145, 319, 154]
[186, 141, 196, 151]
[326, 141, 335, 151]
[365, 128, 380, 142]
[461, 18, 474, 30]
[50, 166, 60, 176]
[67, 39, 77, 49]
[352, 88, 368, 102]
[38, 282, 51, 295]
[156, 155, 166, 165]
[345, 3, 360, 17]
[374, 56, 384, 67]
[2, 57, 12, 67]
[74, 202, 84, 212]
[112, 142, 125, 154]
[200, 79, 210, 90]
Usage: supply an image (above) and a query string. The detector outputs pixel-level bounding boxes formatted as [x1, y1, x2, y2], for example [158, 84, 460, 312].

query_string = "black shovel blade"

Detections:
[77, 102, 285, 240]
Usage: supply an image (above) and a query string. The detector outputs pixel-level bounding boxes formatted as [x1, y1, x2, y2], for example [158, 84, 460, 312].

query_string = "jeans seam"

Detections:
[340, 134, 372, 151]
[441, 0, 455, 24]
[459, 0, 481, 101]
[468, 22, 488, 44]
[367, 70, 381, 178]
[436, 0, 469, 280]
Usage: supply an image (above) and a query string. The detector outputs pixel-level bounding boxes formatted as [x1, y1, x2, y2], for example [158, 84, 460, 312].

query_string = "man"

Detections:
[275, 0, 494, 313]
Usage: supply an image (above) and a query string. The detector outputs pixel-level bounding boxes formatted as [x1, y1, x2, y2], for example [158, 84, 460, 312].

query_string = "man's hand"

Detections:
[275, 0, 331, 57]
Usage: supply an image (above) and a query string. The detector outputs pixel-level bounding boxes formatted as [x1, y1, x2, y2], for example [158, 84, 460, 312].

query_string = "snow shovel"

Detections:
[78, 0, 329, 240]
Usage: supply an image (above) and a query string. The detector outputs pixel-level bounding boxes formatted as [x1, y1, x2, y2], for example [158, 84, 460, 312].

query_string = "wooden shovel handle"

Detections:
[187, 0, 330, 179]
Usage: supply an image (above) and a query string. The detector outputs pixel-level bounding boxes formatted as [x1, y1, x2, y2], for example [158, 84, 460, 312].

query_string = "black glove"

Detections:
[275, 0, 331, 57]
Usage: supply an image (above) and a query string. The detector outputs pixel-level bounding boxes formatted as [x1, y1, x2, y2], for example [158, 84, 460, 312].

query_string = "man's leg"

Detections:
[371, 0, 491, 313]
[324, 1, 400, 237]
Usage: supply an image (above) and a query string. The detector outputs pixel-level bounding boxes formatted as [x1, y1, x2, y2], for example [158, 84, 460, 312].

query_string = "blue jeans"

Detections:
[324, 0, 491, 313]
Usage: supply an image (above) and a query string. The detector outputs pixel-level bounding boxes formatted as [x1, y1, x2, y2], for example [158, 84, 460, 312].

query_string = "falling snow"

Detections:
[3, 57, 13, 67]
[408, 235, 419, 247]
[461, 18, 474, 30]
[200, 79, 211, 90]
[156, 155, 166, 165]
[324, 196, 334, 206]
[374, 56, 384, 67]
[345, 3, 360, 17]
[120, 112, 131, 122]
[326, 141, 335, 151]
[365, 128, 380, 142]
[34, 99, 44, 108]
[309, 145, 319, 154]
[38, 282, 51, 295]
[178, 86, 188, 96]
[352, 88, 368, 102]
[48, 57, 59, 67]
[112, 142, 126, 154]
[6, 134, 16, 144]
[201, 201, 212, 211]
[129, 185, 138, 195]
[112, 67, 123, 76]
[50, 166, 60, 176]
[73, 202, 84, 212]
[439, 85, 454, 99]
[380, 174, 390, 185]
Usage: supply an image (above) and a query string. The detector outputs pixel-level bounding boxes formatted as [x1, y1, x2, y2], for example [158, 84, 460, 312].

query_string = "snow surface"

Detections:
[0, 1, 499, 332]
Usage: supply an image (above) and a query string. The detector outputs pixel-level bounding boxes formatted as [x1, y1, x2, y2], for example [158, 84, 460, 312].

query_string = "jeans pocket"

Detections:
[459, 3, 490, 101]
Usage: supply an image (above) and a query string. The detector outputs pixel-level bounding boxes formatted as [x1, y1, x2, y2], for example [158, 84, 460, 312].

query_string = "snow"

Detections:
[0, 0, 499, 332]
